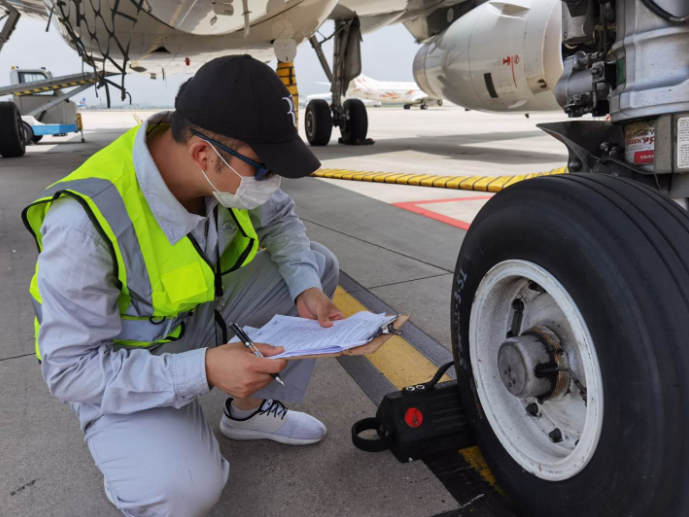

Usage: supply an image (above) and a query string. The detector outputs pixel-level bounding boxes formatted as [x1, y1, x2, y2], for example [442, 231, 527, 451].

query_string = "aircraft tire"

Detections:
[305, 99, 332, 146]
[0, 102, 26, 158]
[403, 104, 411, 110]
[437, 99, 443, 106]
[452, 173, 689, 517]
[340, 99, 368, 144]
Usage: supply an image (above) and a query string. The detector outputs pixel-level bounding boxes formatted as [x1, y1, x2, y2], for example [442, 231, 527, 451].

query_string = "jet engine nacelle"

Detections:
[413, 0, 563, 113]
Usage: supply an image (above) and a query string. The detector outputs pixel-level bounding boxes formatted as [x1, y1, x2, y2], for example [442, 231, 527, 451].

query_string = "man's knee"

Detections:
[311, 242, 339, 297]
[115, 460, 227, 517]
[153, 467, 226, 517]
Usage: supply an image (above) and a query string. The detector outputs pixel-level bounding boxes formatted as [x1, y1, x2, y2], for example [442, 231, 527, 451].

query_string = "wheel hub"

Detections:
[498, 326, 570, 401]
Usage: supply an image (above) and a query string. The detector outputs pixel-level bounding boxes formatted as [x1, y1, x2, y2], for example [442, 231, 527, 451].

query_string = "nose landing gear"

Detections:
[307, 18, 372, 147]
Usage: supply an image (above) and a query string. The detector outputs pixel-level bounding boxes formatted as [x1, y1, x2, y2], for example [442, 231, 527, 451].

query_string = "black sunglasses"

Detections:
[191, 130, 275, 181]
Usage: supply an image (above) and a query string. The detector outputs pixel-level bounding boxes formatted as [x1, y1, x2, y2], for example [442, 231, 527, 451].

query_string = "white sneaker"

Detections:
[220, 398, 327, 445]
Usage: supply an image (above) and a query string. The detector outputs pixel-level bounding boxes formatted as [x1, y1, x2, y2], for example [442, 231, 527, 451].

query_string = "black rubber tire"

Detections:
[32, 135, 43, 144]
[0, 102, 26, 158]
[452, 174, 689, 517]
[420, 104, 429, 110]
[340, 98, 368, 144]
[305, 99, 333, 146]
[404, 104, 411, 110]
[437, 99, 443, 107]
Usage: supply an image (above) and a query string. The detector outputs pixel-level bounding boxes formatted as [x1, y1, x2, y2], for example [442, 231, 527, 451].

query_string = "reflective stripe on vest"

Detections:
[32, 294, 189, 344]
[39, 178, 154, 316]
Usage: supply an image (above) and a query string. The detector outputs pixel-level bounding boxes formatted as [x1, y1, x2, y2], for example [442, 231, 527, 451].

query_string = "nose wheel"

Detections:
[453, 173, 689, 516]
[338, 98, 369, 145]
[305, 99, 333, 146]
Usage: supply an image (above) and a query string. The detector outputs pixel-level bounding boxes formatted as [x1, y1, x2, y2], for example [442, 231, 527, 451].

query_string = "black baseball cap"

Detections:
[175, 54, 320, 179]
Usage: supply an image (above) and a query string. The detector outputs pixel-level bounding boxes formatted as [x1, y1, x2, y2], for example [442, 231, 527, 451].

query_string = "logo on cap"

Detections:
[282, 96, 297, 128]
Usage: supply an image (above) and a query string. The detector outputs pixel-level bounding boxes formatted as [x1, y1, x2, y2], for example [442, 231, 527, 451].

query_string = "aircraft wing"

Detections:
[5, 0, 48, 18]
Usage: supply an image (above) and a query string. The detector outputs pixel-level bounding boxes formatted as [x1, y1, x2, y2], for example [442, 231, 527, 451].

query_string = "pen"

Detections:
[229, 322, 285, 387]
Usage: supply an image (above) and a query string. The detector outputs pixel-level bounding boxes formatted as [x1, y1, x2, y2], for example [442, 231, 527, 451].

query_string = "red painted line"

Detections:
[394, 202, 472, 230]
[393, 195, 493, 230]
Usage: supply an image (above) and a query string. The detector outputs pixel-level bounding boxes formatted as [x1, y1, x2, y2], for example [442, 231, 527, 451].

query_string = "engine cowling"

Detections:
[413, 0, 563, 113]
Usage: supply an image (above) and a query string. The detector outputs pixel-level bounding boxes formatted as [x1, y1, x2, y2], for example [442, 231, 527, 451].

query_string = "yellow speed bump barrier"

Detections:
[312, 166, 568, 193]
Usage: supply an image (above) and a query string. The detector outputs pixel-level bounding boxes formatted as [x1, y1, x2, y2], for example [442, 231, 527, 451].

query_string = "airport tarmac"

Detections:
[0, 106, 570, 516]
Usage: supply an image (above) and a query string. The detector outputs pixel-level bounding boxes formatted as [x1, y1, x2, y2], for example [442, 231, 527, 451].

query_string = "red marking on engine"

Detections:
[503, 55, 520, 87]
[634, 151, 655, 164]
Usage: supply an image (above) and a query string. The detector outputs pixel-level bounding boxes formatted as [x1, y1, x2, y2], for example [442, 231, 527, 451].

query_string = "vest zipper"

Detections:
[187, 233, 222, 299]
[222, 208, 256, 275]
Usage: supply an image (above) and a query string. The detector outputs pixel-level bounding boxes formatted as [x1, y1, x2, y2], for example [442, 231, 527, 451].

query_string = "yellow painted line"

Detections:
[459, 446, 504, 494]
[333, 287, 452, 387]
[312, 167, 568, 193]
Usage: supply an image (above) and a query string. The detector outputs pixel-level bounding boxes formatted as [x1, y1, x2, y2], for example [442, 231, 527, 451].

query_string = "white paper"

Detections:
[230, 312, 396, 359]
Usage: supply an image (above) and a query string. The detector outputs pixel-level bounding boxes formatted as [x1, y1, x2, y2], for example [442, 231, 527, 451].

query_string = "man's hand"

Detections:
[205, 342, 287, 398]
[296, 287, 345, 328]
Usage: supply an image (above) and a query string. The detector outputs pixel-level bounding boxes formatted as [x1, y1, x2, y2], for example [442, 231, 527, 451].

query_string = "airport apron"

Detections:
[22, 125, 259, 361]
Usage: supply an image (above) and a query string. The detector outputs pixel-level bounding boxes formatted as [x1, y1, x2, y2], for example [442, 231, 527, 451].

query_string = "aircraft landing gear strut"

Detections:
[307, 19, 373, 146]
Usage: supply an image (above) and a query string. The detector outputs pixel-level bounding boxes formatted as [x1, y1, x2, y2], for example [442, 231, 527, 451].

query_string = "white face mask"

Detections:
[200, 141, 281, 210]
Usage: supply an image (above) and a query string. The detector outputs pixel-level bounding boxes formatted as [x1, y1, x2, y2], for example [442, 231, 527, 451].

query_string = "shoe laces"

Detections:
[259, 399, 288, 420]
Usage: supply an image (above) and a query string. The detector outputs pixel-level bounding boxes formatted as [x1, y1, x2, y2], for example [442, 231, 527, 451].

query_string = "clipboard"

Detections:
[285, 314, 409, 360]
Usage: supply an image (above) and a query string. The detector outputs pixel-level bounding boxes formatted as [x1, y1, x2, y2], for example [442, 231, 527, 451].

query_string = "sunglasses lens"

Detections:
[256, 168, 275, 181]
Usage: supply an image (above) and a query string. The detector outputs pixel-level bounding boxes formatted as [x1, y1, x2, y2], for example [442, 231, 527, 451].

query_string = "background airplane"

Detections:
[302, 92, 381, 109]
[347, 75, 442, 110]
[306, 75, 441, 109]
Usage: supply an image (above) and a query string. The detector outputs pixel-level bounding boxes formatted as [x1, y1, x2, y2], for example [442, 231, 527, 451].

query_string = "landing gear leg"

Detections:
[0, 0, 20, 55]
[308, 19, 373, 146]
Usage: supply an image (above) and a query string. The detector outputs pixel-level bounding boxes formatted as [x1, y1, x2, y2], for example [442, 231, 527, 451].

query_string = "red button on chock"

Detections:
[404, 408, 424, 428]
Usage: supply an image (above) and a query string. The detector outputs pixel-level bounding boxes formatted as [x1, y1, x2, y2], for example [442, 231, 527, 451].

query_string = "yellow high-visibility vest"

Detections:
[23, 125, 259, 360]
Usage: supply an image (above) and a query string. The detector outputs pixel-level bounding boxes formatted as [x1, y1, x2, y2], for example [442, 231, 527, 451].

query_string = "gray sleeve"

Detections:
[249, 189, 323, 301]
[37, 198, 209, 415]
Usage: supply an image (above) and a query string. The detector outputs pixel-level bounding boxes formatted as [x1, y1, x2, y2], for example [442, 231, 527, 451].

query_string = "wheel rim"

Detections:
[469, 259, 604, 481]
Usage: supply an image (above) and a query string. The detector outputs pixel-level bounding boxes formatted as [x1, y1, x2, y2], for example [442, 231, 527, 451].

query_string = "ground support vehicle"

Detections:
[0, 68, 96, 158]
